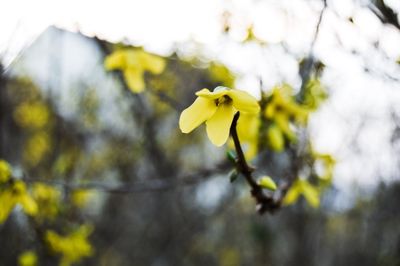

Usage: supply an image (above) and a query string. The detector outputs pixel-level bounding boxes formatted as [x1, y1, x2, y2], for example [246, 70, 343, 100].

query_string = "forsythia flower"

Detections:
[0, 181, 38, 223]
[71, 189, 95, 208]
[46, 225, 94, 266]
[104, 49, 165, 93]
[283, 179, 320, 208]
[265, 85, 309, 151]
[32, 183, 61, 220]
[0, 160, 11, 183]
[13, 102, 50, 129]
[18, 251, 38, 266]
[235, 113, 260, 160]
[179, 86, 260, 146]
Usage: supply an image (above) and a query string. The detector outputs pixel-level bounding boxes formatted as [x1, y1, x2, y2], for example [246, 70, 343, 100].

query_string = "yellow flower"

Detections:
[264, 85, 309, 151]
[32, 183, 61, 220]
[46, 225, 94, 266]
[283, 179, 320, 208]
[179, 87, 260, 146]
[0, 160, 12, 183]
[0, 181, 38, 223]
[24, 132, 51, 166]
[18, 251, 38, 266]
[71, 189, 95, 208]
[13, 102, 50, 129]
[235, 113, 260, 160]
[104, 49, 165, 93]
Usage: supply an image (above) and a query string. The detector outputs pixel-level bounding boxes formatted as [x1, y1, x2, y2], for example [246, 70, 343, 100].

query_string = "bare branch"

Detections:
[22, 162, 230, 194]
[299, 0, 328, 99]
[230, 112, 287, 214]
[368, 1, 400, 31]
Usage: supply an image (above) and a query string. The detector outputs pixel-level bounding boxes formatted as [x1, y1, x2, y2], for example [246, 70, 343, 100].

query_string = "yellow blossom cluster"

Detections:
[32, 183, 61, 221]
[0, 160, 11, 183]
[265, 85, 309, 152]
[13, 102, 50, 129]
[71, 189, 95, 208]
[18, 251, 38, 266]
[12, 93, 52, 167]
[46, 224, 94, 266]
[283, 179, 320, 208]
[0, 180, 38, 223]
[105, 49, 166, 93]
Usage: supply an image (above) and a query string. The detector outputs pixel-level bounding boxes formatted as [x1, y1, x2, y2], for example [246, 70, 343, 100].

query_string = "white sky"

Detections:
[2, 0, 400, 193]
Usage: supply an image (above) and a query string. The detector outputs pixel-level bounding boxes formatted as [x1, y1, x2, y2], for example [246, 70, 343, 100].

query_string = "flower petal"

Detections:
[227, 90, 260, 114]
[206, 104, 237, 146]
[124, 69, 145, 93]
[104, 50, 127, 70]
[138, 51, 166, 74]
[179, 97, 217, 133]
[195, 88, 228, 100]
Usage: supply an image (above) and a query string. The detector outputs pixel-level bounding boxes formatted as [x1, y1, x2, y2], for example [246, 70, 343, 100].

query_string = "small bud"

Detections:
[229, 169, 239, 183]
[257, 176, 277, 191]
[226, 150, 237, 163]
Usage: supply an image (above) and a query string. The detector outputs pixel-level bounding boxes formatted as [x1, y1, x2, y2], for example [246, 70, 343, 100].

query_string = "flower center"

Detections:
[216, 95, 232, 106]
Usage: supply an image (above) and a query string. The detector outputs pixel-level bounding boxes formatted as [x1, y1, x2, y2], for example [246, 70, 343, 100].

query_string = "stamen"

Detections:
[216, 95, 232, 106]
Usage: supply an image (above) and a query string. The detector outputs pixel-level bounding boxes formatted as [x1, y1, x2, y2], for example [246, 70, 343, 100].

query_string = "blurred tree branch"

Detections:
[22, 161, 230, 193]
[298, 0, 327, 100]
[369, 0, 400, 31]
[230, 112, 290, 214]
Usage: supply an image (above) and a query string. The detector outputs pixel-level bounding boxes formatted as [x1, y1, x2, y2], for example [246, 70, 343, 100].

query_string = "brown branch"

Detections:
[22, 161, 230, 194]
[230, 112, 282, 214]
[299, 0, 327, 100]
[369, 1, 400, 31]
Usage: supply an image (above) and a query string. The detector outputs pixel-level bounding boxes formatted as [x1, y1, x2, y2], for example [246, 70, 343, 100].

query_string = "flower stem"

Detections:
[230, 112, 279, 214]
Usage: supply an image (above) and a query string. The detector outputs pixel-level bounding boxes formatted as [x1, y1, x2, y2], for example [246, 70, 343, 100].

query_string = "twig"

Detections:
[22, 162, 230, 194]
[230, 112, 281, 214]
[368, 1, 400, 31]
[299, 0, 328, 99]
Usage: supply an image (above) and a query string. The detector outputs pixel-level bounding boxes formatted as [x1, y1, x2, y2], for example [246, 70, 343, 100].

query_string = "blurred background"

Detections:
[1, 0, 400, 265]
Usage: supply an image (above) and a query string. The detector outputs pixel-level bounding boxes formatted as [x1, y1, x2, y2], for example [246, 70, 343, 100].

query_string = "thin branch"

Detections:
[22, 162, 230, 194]
[368, 1, 400, 31]
[310, 0, 328, 52]
[230, 112, 283, 214]
[299, 0, 328, 99]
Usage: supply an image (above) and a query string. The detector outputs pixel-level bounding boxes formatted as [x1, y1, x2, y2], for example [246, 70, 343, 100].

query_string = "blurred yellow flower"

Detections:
[105, 49, 165, 93]
[235, 113, 260, 160]
[24, 132, 51, 166]
[71, 189, 95, 208]
[0, 160, 11, 183]
[0, 181, 38, 223]
[18, 251, 38, 266]
[265, 85, 309, 151]
[32, 183, 61, 220]
[13, 102, 50, 129]
[283, 179, 320, 208]
[179, 87, 260, 146]
[46, 224, 94, 266]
